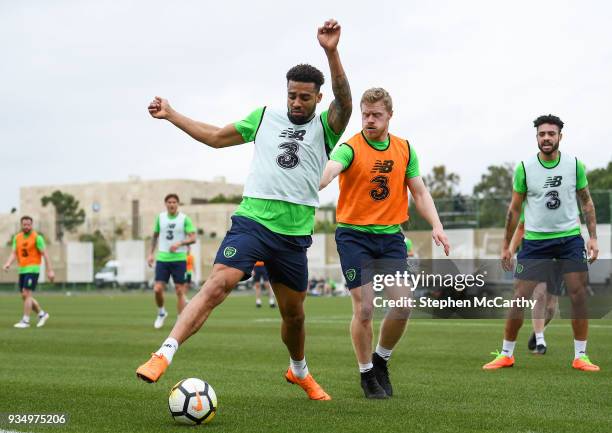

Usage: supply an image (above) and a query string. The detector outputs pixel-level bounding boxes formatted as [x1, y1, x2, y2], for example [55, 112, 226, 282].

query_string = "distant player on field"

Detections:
[320, 88, 450, 398]
[185, 247, 195, 290]
[484, 114, 600, 372]
[3, 216, 54, 328]
[137, 19, 352, 400]
[147, 194, 196, 329]
[404, 237, 415, 257]
[253, 261, 275, 308]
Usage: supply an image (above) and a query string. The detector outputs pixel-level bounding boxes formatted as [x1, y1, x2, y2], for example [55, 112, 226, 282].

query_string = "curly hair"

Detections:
[533, 114, 564, 131]
[286, 64, 325, 90]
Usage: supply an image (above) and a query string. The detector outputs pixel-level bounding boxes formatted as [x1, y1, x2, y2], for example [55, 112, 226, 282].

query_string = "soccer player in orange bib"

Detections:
[320, 88, 450, 398]
[3, 216, 55, 328]
[253, 261, 276, 308]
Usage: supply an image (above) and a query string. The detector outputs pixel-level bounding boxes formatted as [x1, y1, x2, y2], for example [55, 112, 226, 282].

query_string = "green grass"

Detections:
[0, 292, 611, 433]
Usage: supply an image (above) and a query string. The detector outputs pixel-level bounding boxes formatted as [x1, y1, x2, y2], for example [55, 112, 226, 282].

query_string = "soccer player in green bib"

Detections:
[147, 194, 196, 329]
[137, 19, 352, 400]
[484, 114, 600, 372]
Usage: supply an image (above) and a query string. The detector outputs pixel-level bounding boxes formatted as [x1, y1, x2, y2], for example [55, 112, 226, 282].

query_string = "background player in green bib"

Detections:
[137, 19, 352, 400]
[484, 114, 600, 372]
[3, 216, 55, 328]
[147, 194, 196, 329]
[405, 237, 415, 257]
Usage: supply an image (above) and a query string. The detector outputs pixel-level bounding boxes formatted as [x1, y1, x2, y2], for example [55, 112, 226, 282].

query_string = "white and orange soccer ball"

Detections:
[168, 378, 217, 425]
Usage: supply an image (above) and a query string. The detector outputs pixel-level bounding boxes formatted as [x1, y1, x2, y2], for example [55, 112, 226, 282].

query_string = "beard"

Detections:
[538, 141, 559, 155]
[287, 110, 315, 125]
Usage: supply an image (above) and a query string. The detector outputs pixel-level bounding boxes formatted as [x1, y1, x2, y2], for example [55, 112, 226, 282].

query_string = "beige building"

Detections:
[12, 176, 244, 242]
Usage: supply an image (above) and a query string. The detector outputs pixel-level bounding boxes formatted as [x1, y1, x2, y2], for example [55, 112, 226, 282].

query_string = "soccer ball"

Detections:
[168, 378, 217, 425]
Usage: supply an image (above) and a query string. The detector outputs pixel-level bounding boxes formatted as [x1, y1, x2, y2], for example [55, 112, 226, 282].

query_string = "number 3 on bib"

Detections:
[370, 175, 390, 201]
[545, 190, 561, 210]
[276, 141, 300, 169]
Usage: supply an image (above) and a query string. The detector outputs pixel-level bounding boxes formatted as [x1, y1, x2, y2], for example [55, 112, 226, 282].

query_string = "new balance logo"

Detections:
[279, 128, 306, 141]
[543, 176, 562, 188]
[371, 160, 394, 173]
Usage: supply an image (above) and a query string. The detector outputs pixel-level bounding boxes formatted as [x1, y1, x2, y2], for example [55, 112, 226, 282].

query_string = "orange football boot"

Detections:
[136, 353, 169, 383]
[572, 356, 600, 372]
[285, 368, 331, 400]
[482, 351, 515, 370]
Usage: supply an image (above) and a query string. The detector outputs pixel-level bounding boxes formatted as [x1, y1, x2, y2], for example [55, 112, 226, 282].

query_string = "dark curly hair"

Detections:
[164, 193, 179, 203]
[533, 114, 564, 131]
[286, 64, 325, 91]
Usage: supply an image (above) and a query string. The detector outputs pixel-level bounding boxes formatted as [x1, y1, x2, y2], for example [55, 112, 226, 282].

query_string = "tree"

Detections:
[79, 231, 111, 272]
[587, 161, 612, 224]
[208, 194, 243, 204]
[472, 163, 514, 228]
[408, 165, 466, 229]
[473, 163, 514, 198]
[423, 165, 460, 199]
[41, 190, 86, 241]
[587, 161, 612, 190]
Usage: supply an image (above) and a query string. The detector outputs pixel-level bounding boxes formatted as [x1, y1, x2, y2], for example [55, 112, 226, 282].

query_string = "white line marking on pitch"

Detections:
[253, 318, 612, 328]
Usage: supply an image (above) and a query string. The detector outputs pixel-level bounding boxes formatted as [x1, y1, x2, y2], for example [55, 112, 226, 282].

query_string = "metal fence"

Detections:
[407, 190, 612, 230]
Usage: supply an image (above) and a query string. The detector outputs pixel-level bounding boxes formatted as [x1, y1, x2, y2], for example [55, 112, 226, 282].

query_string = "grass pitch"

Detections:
[0, 291, 611, 433]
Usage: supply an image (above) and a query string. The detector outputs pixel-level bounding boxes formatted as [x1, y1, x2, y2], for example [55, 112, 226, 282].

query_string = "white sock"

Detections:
[155, 338, 179, 364]
[22, 314, 30, 323]
[535, 332, 546, 346]
[290, 357, 309, 379]
[574, 340, 587, 359]
[359, 362, 373, 373]
[502, 339, 516, 357]
[375, 344, 392, 361]
[38, 310, 46, 318]
[158, 307, 167, 316]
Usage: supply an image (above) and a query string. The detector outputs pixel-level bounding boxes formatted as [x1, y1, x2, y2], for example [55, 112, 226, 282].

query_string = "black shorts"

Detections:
[18, 273, 39, 291]
[515, 235, 588, 282]
[155, 260, 187, 284]
[253, 266, 270, 283]
[335, 227, 408, 290]
[214, 216, 311, 292]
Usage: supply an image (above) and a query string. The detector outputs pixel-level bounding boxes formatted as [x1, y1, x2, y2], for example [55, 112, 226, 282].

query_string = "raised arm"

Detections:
[148, 97, 245, 148]
[577, 186, 599, 263]
[317, 19, 352, 135]
[407, 176, 450, 256]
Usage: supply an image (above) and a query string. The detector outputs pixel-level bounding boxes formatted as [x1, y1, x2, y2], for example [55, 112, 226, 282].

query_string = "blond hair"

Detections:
[360, 87, 393, 113]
